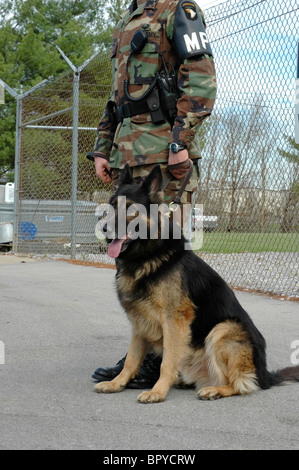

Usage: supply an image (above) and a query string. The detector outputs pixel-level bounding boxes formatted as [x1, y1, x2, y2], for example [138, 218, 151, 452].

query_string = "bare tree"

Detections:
[200, 95, 278, 231]
[278, 137, 299, 232]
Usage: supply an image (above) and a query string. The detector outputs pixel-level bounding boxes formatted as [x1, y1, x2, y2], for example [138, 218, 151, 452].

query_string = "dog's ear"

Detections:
[119, 163, 134, 185]
[141, 165, 163, 196]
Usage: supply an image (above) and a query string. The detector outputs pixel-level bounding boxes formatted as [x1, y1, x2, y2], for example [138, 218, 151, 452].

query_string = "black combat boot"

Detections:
[92, 353, 162, 389]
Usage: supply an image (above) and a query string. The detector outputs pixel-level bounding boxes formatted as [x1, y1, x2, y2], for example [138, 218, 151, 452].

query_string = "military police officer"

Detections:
[88, 0, 217, 387]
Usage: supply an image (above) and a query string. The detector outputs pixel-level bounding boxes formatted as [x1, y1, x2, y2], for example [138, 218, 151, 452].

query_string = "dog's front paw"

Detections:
[197, 387, 222, 400]
[138, 390, 166, 404]
[95, 381, 124, 394]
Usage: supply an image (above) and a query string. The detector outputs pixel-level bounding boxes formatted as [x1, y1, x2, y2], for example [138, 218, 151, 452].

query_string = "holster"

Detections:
[146, 88, 165, 124]
[113, 90, 165, 125]
[106, 100, 118, 137]
[110, 73, 179, 126]
[156, 75, 179, 126]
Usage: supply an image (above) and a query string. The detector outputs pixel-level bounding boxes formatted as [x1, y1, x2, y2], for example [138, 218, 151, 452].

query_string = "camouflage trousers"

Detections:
[111, 160, 200, 205]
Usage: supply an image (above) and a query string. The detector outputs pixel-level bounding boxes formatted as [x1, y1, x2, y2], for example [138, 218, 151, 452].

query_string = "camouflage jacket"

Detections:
[89, 0, 217, 168]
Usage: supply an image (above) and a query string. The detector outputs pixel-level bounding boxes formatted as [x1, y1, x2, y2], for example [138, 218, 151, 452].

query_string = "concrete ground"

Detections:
[0, 254, 298, 450]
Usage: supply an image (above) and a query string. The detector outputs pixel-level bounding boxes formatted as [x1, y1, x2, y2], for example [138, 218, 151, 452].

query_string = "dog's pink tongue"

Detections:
[108, 238, 126, 258]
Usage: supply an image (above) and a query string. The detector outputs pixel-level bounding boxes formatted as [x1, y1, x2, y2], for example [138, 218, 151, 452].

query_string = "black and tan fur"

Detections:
[95, 164, 299, 403]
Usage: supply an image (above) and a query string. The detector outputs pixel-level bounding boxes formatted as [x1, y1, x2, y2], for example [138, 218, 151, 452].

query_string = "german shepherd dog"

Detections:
[95, 164, 299, 403]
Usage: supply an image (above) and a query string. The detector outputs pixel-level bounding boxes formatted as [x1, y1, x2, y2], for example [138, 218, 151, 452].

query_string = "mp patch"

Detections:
[173, 0, 213, 62]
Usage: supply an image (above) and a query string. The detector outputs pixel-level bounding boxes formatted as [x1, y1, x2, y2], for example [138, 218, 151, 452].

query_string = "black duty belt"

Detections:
[116, 87, 169, 125]
[116, 101, 150, 123]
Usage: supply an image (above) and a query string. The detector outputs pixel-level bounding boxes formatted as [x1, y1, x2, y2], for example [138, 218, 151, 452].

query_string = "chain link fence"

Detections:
[2, 0, 298, 298]
[198, 0, 299, 298]
[13, 49, 112, 258]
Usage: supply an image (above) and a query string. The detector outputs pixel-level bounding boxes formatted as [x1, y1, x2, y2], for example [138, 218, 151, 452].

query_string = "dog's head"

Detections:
[103, 164, 166, 259]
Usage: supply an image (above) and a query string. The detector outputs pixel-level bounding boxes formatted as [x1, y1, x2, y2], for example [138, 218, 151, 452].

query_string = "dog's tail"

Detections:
[268, 365, 299, 386]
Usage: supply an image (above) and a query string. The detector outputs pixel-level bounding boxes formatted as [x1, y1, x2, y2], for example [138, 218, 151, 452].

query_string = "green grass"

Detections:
[199, 232, 299, 254]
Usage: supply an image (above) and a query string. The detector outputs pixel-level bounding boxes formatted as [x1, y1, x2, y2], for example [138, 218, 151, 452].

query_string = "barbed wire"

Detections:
[2, 0, 297, 91]
[207, 0, 267, 25]
[210, 6, 298, 42]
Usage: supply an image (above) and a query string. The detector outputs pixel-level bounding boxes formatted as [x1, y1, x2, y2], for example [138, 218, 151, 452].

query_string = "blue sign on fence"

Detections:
[18, 222, 37, 240]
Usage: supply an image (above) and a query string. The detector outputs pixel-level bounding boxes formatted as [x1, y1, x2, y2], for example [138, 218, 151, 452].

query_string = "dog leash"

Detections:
[162, 160, 194, 215]
[106, 161, 193, 214]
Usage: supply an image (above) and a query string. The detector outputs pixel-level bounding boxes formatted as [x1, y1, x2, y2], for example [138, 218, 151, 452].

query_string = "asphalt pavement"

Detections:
[0, 254, 298, 450]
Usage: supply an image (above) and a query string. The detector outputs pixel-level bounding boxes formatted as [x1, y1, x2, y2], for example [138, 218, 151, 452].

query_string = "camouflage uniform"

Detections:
[88, 0, 217, 202]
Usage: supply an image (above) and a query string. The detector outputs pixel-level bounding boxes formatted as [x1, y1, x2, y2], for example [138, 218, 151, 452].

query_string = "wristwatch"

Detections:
[168, 142, 187, 153]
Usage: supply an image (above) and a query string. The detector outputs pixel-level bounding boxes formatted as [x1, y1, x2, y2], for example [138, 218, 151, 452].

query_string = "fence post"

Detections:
[0, 79, 21, 253]
[55, 46, 101, 259]
[13, 96, 22, 253]
[0, 79, 50, 253]
[55, 46, 82, 259]
[71, 70, 80, 259]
